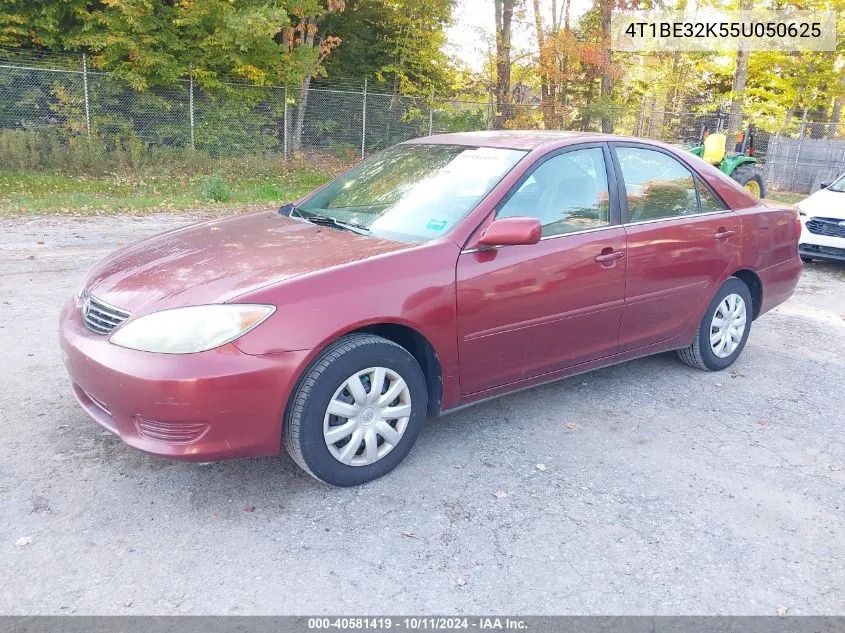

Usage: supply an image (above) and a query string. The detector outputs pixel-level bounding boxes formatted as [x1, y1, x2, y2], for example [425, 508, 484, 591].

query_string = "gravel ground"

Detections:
[1, 213, 844, 616]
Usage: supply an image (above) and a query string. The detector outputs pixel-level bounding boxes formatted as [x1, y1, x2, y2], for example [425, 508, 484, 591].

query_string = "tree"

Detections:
[726, 0, 752, 137]
[829, 70, 844, 138]
[598, 0, 613, 132]
[0, 0, 89, 49]
[494, 0, 516, 128]
[288, 0, 345, 151]
[375, 0, 453, 96]
[0, 0, 348, 92]
[531, 0, 564, 128]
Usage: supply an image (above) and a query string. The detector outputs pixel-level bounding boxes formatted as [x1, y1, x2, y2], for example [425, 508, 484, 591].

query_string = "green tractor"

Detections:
[683, 125, 767, 198]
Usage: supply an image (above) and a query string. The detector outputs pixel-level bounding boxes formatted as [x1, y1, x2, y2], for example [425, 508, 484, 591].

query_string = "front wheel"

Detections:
[284, 334, 428, 486]
[677, 277, 753, 371]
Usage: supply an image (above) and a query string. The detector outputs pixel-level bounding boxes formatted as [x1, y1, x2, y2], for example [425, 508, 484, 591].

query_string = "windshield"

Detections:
[298, 144, 527, 243]
[827, 173, 845, 193]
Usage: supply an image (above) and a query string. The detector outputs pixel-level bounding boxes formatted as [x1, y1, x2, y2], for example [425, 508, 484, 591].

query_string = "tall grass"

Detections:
[0, 128, 165, 173]
[0, 129, 352, 215]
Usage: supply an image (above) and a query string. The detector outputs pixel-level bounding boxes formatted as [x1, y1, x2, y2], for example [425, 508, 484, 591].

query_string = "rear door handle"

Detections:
[714, 228, 736, 240]
[594, 249, 625, 266]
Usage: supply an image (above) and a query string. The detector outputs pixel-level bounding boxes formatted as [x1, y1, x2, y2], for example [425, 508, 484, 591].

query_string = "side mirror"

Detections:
[820, 182, 831, 189]
[477, 217, 542, 248]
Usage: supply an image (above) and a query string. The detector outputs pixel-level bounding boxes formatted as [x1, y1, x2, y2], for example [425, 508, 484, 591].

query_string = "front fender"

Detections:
[721, 154, 759, 175]
[228, 238, 461, 371]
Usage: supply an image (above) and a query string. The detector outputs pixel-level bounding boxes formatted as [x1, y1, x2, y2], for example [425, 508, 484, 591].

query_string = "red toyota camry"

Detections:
[59, 131, 802, 486]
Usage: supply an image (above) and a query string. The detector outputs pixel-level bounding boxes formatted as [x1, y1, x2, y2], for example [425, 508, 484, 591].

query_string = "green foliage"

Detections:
[196, 174, 232, 202]
[0, 0, 89, 49]
[0, 0, 461, 165]
[326, 140, 358, 159]
[321, 0, 455, 95]
[0, 127, 152, 171]
[0, 153, 351, 215]
[0, 0, 345, 89]
[433, 107, 487, 133]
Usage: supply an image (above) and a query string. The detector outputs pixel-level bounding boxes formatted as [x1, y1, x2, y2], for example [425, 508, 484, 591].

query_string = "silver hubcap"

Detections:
[323, 367, 412, 467]
[710, 293, 747, 358]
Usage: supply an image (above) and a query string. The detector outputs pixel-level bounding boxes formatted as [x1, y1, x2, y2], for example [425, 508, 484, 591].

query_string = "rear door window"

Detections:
[614, 147, 700, 222]
[698, 181, 728, 211]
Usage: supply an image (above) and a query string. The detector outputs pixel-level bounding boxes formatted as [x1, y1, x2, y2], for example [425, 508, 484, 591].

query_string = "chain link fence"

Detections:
[1, 49, 843, 193]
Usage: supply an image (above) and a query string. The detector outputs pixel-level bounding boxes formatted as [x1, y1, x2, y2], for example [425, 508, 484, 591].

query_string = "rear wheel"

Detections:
[731, 164, 767, 198]
[284, 334, 427, 486]
[677, 277, 753, 371]
[800, 256, 815, 264]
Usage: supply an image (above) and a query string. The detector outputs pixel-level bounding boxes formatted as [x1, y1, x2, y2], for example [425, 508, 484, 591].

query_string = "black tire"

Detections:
[731, 163, 767, 198]
[800, 256, 814, 264]
[283, 333, 427, 486]
[677, 277, 754, 371]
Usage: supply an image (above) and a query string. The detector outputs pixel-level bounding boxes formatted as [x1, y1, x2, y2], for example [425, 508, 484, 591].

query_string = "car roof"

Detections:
[402, 130, 621, 150]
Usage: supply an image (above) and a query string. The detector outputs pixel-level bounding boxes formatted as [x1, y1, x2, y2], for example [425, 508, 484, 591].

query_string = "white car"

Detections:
[797, 172, 845, 264]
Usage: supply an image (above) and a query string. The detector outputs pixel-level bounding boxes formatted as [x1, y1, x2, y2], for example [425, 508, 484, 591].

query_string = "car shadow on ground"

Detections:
[64, 352, 686, 511]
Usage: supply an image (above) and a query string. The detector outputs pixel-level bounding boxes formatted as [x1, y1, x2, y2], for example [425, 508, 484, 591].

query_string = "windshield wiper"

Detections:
[279, 203, 369, 236]
[303, 214, 370, 236]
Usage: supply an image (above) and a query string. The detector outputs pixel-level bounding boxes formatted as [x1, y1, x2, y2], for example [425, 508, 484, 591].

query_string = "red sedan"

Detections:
[59, 132, 802, 486]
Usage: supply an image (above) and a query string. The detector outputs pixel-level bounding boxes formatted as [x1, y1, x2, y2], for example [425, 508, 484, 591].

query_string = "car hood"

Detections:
[84, 210, 411, 315]
[798, 188, 845, 219]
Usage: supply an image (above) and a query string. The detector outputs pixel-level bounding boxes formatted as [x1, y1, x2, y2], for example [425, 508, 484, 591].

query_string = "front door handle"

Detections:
[714, 228, 736, 241]
[594, 249, 625, 267]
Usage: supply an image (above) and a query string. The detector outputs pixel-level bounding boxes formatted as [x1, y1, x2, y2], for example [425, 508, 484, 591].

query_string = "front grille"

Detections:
[806, 217, 845, 238]
[82, 292, 130, 334]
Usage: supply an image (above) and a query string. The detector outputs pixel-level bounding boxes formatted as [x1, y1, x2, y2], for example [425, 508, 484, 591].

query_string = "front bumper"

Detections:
[799, 242, 845, 263]
[59, 298, 311, 461]
[799, 221, 845, 263]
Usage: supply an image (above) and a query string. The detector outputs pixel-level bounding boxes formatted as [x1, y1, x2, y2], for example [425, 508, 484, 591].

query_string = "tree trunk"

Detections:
[494, 0, 515, 129]
[557, 0, 572, 126]
[666, 0, 687, 120]
[727, 0, 752, 139]
[827, 72, 844, 139]
[829, 97, 842, 139]
[532, 0, 556, 129]
[293, 26, 316, 152]
[726, 47, 748, 138]
[293, 72, 312, 152]
[781, 76, 808, 135]
[599, 0, 613, 133]
[385, 74, 402, 149]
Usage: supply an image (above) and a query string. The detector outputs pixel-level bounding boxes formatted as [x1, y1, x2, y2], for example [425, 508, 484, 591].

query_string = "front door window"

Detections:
[498, 148, 611, 236]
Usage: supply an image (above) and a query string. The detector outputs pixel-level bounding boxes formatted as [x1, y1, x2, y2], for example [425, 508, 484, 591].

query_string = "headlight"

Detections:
[109, 304, 275, 354]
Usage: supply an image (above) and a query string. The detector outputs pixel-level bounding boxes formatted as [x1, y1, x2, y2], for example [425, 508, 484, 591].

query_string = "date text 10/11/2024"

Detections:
[307, 617, 529, 630]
